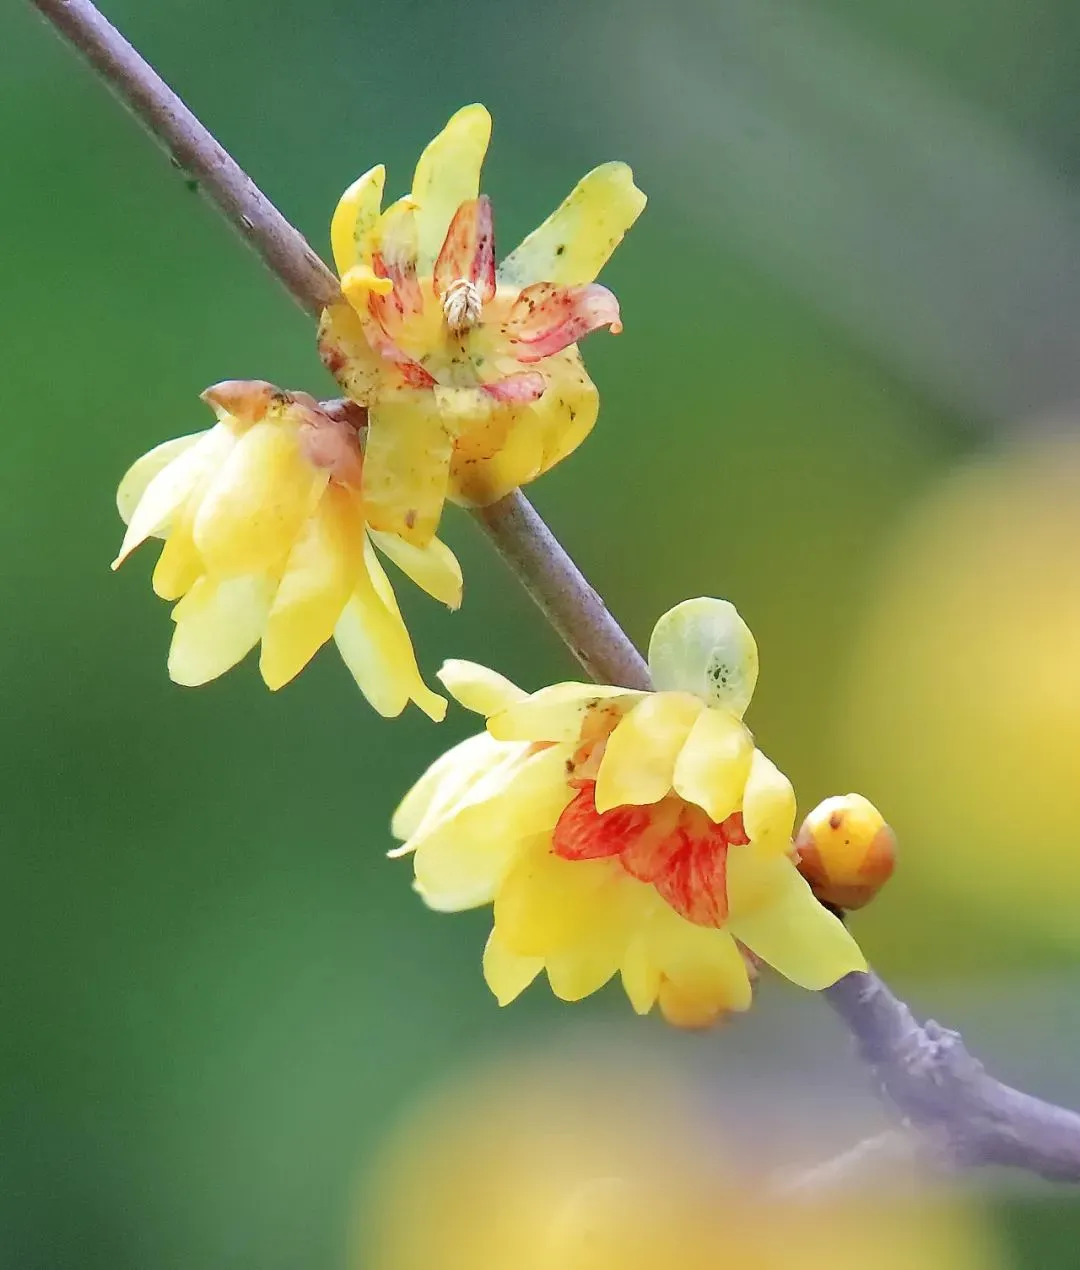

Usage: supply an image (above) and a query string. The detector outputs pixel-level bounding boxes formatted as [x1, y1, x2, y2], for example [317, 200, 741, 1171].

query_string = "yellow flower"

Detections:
[319, 103, 646, 546]
[392, 599, 865, 1026]
[112, 380, 456, 719]
[795, 793, 896, 911]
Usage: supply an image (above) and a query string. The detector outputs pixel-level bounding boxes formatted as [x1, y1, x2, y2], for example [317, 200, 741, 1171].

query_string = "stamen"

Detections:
[442, 277, 484, 334]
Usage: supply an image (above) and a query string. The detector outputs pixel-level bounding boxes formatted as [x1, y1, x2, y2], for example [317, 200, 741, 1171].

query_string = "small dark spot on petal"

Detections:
[828, 812, 843, 831]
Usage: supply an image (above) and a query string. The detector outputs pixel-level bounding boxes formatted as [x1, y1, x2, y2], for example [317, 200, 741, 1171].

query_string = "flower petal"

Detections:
[192, 419, 328, 577]
[167, 574, 275, 686]
[553, 783, 658, 862]
[414, 820, 521, 911]
[504, 282, 622, 363]
[259, 485, 363, 690]
[116, 431, 205, 526]
[391, 732, 507, 843]
[648, 597, 759, 716]
[495, 841, 613, 958]
[151, 501, 202, 600]
[446, 402, 547, 506]
[483, 926, 542, 1006]
[113, 425, 233, 568]
[433, 195, 496, 302]
[497, 161, 646, 288]
[742, 749, 797, 854]
[330, 163, 386, 276]
[362, 397, 453, 547]
[726, 853, 866, 989]
[620, 932, 662, 1015]
[594, 693, 703, 813]
[368, 528, 463, 610]
[647, 905, 753, 1012]
[370, 197, 425, 324]
[332, 552, 446, 721]
[671, 706, 754, 825]
[436, 660, 527, 716]
[411, 104, 492, 271]
[487, 683, 639, 743]
[318, 302, 385, 402]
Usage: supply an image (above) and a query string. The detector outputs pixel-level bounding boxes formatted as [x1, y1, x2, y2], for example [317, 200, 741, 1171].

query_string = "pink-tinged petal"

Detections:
[552, 783, 656, 862]
[370, 197, 424, 324]
[503, 282, 622, 363]
[481, 371, 546, 404]
[433, 196, 496, 302]
[351, 302, 437, 390]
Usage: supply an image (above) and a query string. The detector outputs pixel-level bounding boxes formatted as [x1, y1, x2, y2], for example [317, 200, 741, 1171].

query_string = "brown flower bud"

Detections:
[794, 793, 896, 911]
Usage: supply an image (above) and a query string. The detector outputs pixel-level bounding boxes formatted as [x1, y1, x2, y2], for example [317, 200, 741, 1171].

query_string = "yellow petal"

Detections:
[116, 431, 206, 526]
[494, 843, 612, 958]
[487, 682, 640, 743]
[259, 486, 363, 690]
[414, 820, 521, 911]
[726, 854, 866, 990]
[620, 932, 662, 1015]
[742, 749, 797, 854]
[497, 162, 646, 288]
[368, 528, 463, 610]
[391, 732, 509, 843]
[447, 402, 546, 506]
[363, 397, 453, 547]
[151, 501, 202, 600]
[411, 104, 492, 271]
[535, 347, 600, 470]
[333, 553, 446, 721]
[545, 879, 635, 1001]
[594, 692, 703, 813]
[647, 905, 753, 1012]
[317, 303, 384, 403]
[330, 163, 386, 276]
[436, 660, 527, 716]
[670, 706, 754, 824]
[648, 597, 759, 716]
[483, 926, 542, 1006]
[113, 425, 233, 568]
[193, 420, 327, 577]
[167, 574, 275, 686]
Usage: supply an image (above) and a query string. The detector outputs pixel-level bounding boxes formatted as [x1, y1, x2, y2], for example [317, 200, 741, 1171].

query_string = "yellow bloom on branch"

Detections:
[392, 599, 865, 1027]
[113, 380, 456, 719]
[319, 103, 646, 545]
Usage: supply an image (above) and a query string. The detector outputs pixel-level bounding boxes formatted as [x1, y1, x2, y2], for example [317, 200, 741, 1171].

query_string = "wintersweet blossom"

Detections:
[112, 380, 457, 719]
[392, 598, 865, 1026]
[319, 103, 646, 545]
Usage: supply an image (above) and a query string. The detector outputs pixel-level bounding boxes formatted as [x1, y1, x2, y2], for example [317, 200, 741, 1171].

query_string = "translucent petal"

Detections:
[414, 821, 522, 911]
[362, 397, 453, 547]
[368, 528, 463, 610]
[504, 282, 622, 363]
[116, 431, 205, 526]
[410, 103, 492, 272]
[670, 706, 754, 824]
[333, 556, 446, 721]
[726, 854, 866, 989]
[391, 732, 509, 843]
[594, 693, 703, 813]
[483, 926, 542, 1006]
[193, 420, 327, 577]
[497, 161, 646, 288]
[167, 574, 275, 686]
[648, 597, 759, 715]
[151, 500, 202, 600]
[259, 486, 363, 690]
[487, 682, 639, 743]
[113, 426, 233, 567]
[742, 748, 797, 854]
[330, 163, 386, 276]
[436, 659, 527, 716]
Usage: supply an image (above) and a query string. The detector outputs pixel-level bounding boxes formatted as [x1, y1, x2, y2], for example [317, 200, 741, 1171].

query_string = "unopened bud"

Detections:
[795, 793, 896, 911]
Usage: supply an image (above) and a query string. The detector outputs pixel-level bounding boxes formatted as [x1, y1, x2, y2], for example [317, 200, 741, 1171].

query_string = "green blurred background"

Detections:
[7, 0, 1080, 1265]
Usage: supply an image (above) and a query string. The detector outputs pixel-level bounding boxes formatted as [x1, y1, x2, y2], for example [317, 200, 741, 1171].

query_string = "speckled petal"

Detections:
[318, 302, 386, 403]
[487, 682, 640, 743]
[447, 402, 546, 506]
[504, 282, 622, 363]
[436, 660, 527, 717]
[671, 707, 754, 825]
[594, 693, 703, 813]
[368, 528, 463, 610]
[483, 926, 543, 1006]
[648, 597, 759, 716]
[411, 104, 492, 271]
[167, 574, 275, 686]
[330, 163, 386, 276]
[192, 420, 327, 578]
[726, 851, 866, 989]
[497, 161, 646, 288]
[362, 397, 453, 547]
[433, 195, 496, 302]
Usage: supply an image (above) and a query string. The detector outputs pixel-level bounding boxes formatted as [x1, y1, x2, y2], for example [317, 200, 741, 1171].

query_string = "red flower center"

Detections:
[552, 781, 749, 928]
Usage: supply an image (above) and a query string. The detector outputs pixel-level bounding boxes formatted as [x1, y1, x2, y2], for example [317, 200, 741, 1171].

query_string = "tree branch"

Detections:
[28, 0, 1080, 1185]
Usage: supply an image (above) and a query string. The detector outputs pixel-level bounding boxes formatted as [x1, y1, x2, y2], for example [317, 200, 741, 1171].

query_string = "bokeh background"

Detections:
[7, 0, 1080, 1265]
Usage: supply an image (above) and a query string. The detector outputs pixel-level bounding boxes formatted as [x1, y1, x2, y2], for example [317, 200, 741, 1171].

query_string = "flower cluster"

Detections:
[392, 600, 866, 1026]
[113, 105, 890, 1028]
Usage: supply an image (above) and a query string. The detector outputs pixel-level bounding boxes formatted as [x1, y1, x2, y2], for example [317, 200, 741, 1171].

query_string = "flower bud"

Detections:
[794, 793, 896, 911]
